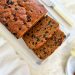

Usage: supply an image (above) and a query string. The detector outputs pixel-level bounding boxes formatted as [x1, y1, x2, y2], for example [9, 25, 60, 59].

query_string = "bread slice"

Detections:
[33, 29, 66, 59]
[23, 15, 59, 50]
[0, 0, 47, 38]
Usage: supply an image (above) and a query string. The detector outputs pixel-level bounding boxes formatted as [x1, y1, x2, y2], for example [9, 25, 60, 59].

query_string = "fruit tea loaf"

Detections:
[0, 0, 47, 38]
[33, 29, 66, 59]
[23, 15, 59, 50]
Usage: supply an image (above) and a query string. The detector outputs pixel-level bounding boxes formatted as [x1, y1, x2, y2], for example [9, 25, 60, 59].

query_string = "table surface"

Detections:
[0, 0, 75, 75]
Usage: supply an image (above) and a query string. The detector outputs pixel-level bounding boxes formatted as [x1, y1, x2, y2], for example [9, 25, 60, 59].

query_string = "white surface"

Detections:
[0, 36, 30, 75]
[59, 0, 75, 21]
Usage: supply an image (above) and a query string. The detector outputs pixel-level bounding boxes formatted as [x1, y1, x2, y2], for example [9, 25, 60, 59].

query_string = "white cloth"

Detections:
[59, 0, 75, 18]
[0, 36, 30, 75]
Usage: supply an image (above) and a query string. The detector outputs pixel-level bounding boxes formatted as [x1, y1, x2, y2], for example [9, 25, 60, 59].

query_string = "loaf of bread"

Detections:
[0, 0, 66, 60]
[33, 29, 66, 59]
[0, 0, 47, 38]
[23, 15, 59, 50]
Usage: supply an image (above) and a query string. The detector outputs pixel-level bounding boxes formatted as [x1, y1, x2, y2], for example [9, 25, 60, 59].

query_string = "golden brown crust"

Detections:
[0, 0, 47, 38]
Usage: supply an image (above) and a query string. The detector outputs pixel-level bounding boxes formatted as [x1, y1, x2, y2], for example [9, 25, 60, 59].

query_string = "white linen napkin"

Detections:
[0, 36, 30, 75]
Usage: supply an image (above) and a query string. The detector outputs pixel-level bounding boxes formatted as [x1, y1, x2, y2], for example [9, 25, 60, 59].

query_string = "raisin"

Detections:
[4, 5, 8, 9]
[43, 34, 46, 38]
[54, 31, 55, 34]
[19, 28, 21, 30]
[36, 37, 40, 42]
[55, 41, 57, 44]
[43, 47, 46, 50]
[13, 33, 17, 36]
[37, 30, 39, 31]
[44, 28, 46, 29]
[40, 23, 42, 25]
[30, 10, 33, 12]
[7, 0, 14, 5]
[5, 23, 8, 27]
[39, 11, 42, 13]
[14, 17, 17, 21]
[35, 42, 37, 45]
[27, 15, 31, 22]
[27, 33, 29, 36]
[48, 21, 51, 25]
[31, 31, 33, 33]
[31, 34, 35, 38]
[15, 8, 18, 10]
[13, 14, 16, 16]
[32, 42, 34, 45]
[50, 24, 52, 27]
[45, 31, 48, 33]
[31, 34, 34, 38]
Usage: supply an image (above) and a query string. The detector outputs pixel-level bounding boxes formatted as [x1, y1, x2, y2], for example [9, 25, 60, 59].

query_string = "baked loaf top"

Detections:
[0, 0, 47, 38]
[23, 15, 59, 50]
[34, 29, 66, 59]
